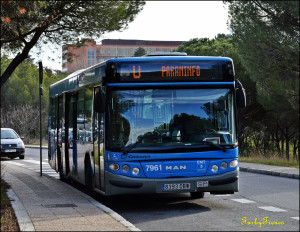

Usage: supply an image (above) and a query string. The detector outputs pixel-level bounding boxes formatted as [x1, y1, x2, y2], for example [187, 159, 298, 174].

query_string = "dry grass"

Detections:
[0, 179, 19, 232]
[240, 151, 299, 168]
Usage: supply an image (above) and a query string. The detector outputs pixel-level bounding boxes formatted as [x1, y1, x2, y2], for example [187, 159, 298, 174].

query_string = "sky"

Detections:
[36, 1, 230, 71]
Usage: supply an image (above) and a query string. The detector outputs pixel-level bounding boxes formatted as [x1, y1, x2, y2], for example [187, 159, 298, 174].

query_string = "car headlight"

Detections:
[17, 142, 25, 148]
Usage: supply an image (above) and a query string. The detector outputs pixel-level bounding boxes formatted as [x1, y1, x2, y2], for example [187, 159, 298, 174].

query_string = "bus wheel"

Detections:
[190, 191, 204, 199]
[85, 161, 93, 194]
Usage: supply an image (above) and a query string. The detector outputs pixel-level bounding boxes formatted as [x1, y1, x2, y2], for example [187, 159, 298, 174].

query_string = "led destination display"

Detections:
[107, 60, 234, 83]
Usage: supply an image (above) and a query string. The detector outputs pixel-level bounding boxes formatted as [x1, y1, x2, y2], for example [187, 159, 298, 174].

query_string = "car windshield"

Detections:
[1, 130, 19, 139]
[107, 89, 236, 151]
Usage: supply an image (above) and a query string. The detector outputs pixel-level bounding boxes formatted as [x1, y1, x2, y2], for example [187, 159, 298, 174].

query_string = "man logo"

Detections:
[166, 165, 186, 171]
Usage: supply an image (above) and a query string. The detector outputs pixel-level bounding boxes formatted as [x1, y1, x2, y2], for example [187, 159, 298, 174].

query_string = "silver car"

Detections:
[0, 128, 25, 159]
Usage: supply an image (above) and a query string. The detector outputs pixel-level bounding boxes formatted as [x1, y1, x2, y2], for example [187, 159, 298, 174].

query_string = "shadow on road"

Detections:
[94, 193, 211, 223]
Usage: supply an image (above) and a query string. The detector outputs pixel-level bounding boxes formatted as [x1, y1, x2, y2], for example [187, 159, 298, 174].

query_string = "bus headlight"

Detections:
[211, 165, 219, 173]
[109, 163, 120, 171]
[132, 167, 140, 175]
[220, 161, 228, 169]
[230, 160, 238, 168]
[122, 164, 130, 172]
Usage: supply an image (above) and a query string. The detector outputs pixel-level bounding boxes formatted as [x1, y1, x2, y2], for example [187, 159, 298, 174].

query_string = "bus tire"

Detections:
[190, 191, 204, 199]
[85, 160, 93, 194]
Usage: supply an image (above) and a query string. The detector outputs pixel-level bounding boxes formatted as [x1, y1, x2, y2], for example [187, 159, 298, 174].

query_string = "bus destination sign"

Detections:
[108, 60, 233, 83]
[131, 65, 201, 79]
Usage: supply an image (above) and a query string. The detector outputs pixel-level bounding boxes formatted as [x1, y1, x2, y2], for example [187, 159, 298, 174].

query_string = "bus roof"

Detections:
[49, 56, 234, 97]
[107, 56, 233, 63]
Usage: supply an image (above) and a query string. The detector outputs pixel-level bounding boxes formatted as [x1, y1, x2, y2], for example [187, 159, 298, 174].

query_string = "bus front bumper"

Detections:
[104, 169, 239, 196]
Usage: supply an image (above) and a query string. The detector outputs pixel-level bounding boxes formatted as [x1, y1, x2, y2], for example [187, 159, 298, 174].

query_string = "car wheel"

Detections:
[10, 157, 15, 159]
[19, 155, 25, 159]
[190, 191, 205, 199]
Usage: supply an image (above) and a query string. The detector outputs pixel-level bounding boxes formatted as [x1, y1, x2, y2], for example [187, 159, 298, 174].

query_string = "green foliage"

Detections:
[225, 0, 299, 160]
[225, 1, 299, 113]
[1, 56, 66, 108]
[0, 1, 145, 88]
[1, 1, 146, 51]
[1, 56, 67, 142]
[134, 47, 147, 57]
[177, 35, 299, 161]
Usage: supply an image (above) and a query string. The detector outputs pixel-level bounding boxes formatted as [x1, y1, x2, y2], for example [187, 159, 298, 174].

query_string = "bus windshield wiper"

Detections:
[201, 141, 228, 152]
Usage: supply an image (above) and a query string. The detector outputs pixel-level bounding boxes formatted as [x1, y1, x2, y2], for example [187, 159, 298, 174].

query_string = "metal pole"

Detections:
[39, 62, 43, 176]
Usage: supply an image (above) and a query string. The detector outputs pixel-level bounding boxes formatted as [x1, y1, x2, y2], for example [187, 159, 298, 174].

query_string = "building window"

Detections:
[87, 49, 95, 67]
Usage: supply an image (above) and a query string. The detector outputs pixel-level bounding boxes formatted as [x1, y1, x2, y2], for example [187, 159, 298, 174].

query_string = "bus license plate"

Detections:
[5, 149, 16, 153]
[163, 183, 190, 190]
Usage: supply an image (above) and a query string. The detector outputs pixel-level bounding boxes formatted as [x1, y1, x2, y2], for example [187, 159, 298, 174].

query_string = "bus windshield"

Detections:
[107, 89, 236, 151]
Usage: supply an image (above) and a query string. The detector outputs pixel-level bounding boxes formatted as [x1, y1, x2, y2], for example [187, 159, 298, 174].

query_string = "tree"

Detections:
[134, 47, 146, 57]
[1, 56, 67, 141]
[0, 1, 145, 88]
[224, 1, 299, 111]
[225, 0, 299, 159]
[177, 36, 265, 154]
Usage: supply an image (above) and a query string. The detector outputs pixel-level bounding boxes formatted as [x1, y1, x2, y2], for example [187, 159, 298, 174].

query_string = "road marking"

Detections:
[34, 169, 56, 172]
[231, 199, 256, 203]
[23, 160, 48, 165]
[214, 194, 231, 197]
[38, 171, 57, 174]
[291, 217, 299, 220]
[47, 173, 59, 176]
[258, 206, 287, 212]
[5, 162, 24, 166]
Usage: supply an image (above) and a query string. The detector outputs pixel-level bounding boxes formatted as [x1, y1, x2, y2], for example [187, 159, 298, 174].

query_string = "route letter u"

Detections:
[133, 65, 141, 79]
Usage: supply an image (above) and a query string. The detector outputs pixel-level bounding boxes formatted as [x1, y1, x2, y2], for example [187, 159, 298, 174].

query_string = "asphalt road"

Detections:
[13, 148, 300, 231]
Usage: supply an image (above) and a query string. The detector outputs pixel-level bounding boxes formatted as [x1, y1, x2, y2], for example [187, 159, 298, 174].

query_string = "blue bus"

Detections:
[48, 53, 246, 198]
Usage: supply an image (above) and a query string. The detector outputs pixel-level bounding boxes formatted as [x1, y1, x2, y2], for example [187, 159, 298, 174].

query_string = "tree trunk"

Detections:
[1, 28, 44, 88]
[285, 126, 290, 160]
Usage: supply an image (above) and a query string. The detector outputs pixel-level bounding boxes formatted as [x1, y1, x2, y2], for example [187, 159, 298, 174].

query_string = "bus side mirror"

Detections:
[94, 91, 106, 113]
[235, 79, 246, 108]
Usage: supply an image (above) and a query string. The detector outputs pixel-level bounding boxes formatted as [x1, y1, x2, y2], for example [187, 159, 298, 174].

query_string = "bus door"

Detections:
[49, 97, 57, 170]
[68, 92, 78, 178]
[61, 92, 70, 177]
[56, 94, 64, 174]
[93, 87, 105, 191]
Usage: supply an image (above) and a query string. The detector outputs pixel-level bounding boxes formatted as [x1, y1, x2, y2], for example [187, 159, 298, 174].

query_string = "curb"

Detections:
[25, 145, 47, 149]
[6, 188, 35, 231]
[240, 167, 299, 179]
[54, 176, 141, 231]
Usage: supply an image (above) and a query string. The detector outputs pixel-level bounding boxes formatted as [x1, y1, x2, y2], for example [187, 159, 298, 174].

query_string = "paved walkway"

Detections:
[2, 162, 139, 231]
[1, 157, 299, 231]
[239, 162, 299, 179]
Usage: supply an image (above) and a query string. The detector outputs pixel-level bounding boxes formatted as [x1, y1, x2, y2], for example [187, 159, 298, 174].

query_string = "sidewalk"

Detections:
[2, 162, 140, 231]
[239, 162, 299, 179]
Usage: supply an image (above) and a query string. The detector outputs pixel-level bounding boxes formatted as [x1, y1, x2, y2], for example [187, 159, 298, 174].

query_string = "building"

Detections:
[62, 39, 185, 73]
